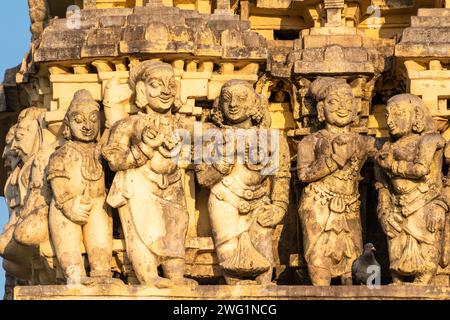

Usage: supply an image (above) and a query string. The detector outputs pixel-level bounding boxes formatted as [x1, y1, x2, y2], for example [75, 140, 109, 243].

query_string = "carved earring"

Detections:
[62, 122, 71, 140]
[135, 81, 147, 109]
[412, 107, 425, 133]
[317, 102, 325, 122]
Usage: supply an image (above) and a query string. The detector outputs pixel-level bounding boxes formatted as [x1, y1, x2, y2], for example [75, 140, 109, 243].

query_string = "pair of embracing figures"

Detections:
[298, 78, 450, 286]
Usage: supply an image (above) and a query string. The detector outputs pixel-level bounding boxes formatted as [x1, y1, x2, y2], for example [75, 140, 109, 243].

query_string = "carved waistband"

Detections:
[222, 176, 270, 201]
[142, 166, 181, 190]
[393, 182, 441, 216]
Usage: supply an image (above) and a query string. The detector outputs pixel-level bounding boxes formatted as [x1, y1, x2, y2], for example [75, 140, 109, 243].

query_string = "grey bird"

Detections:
[351, 243, 381, 285]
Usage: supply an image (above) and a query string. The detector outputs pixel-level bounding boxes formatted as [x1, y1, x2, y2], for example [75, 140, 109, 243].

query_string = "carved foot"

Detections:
[90, 277, 125, 286]
[171, 277, 198, 289]
[144, 276, 174, 289]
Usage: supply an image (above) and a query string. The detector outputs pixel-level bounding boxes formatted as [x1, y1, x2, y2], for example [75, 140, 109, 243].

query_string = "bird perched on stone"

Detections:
[352, 243, 381, 285]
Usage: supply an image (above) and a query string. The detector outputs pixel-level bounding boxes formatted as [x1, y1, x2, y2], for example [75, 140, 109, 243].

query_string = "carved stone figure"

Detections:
[375, 94, 448, 285]
[47, 90, 112, 284]
[297, 77, 377, 286]
[196, 80, 291, 285]
[102, 61, 196, 288]
[0, 108, 49, 282]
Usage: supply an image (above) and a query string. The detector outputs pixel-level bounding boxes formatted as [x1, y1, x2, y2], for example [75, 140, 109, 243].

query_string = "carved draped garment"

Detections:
[298, 130, 377, 277]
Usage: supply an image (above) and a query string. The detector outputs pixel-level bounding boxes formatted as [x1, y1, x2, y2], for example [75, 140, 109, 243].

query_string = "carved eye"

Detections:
[150, 80, 162, 89]
[89, 112, 98, 122]
[74, 115, 84, 124]
[223, 91, 232, 102]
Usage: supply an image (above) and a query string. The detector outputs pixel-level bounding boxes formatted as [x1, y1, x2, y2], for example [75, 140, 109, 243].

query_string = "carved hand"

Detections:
[331, 136, 354, 167]
[162, 131, 182, 152]
[62, 196, 93, 226]
[142, 126, 165, 149]
[426, 211, 443, 233]
[376, 150, 394, 171]
[103, 76, 132, 107]
[256, 204, 285, 228]
[383, 212, 403, 238]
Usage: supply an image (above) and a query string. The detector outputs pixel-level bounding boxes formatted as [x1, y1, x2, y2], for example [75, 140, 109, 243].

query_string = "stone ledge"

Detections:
[14, 285, 450, 300]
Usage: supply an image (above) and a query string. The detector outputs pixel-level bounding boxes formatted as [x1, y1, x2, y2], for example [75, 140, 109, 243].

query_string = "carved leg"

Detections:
[4, 273, 15, 300]
[162, 258, 198, 288]
[118, 205, 171, 288]
[341, 273, 353, 286]
[2, 259, 32, 282]
[0, 224, 35, 267]
[414, 271, 435, 285]
[308, 265, 332, 286]
[250, 223, 275, 285]
[390, 271, 403, 285]
[83, 201, 113, 283]
[49, 207, 86, 284]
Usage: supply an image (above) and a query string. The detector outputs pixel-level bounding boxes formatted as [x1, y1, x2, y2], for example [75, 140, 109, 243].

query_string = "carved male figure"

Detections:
[196, 80, 291, 285]
[0, 108, 48, 282]
[297, 77, 377, 286]
[102, 61, 196, 288]
[47, 90, 112, 284]
[375, 94, 448, 284]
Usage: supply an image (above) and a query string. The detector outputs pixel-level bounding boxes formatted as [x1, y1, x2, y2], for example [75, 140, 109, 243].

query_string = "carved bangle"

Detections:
[130, 145, 147, 167]
[213, 160, 232, 175]
[325, 156, 339, 171]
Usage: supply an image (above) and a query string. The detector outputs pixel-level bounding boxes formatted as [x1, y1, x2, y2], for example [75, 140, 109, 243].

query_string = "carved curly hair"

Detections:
[211, 80, 271, 128]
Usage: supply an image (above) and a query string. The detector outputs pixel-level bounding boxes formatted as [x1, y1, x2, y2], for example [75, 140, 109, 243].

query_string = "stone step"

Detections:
[402, 28, 450, 43]
[418, 8, 450, 16]
[14, 285, 450, 300]
[411, 16, 450, 28]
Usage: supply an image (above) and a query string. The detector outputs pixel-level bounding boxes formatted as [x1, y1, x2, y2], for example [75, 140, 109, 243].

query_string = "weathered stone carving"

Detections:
[196, 80, 291, 285]
[47, 90, 112, 284]
[375, 94, 448, 285]
[297, 77, 377, 286]
[0, 107, 56, 284]
[102, 61, 196, 288]
[2, 0, 450, 300]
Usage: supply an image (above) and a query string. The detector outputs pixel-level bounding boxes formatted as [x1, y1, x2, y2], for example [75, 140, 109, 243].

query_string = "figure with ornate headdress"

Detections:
[297, 77, 378, 286]
[375, 94, 448, 284]
[47, 90, 112, 284]
[195, 80, 291, 285]
[102, 61, 196, 288]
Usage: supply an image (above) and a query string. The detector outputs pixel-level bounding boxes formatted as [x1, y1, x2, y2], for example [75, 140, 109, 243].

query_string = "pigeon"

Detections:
[351, 243, 381, 285]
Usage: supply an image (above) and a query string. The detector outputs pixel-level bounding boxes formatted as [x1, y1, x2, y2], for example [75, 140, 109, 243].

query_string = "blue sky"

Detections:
[0, 0, 31, 298]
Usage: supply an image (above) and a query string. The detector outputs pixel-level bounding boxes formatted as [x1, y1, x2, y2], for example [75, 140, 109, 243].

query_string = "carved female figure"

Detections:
[297, 77, 377, 286]
[48, 90, 112, 284]
[196, 80, 291, 285]
[102, 61, 196, 288]
[375, 94, 448, 284]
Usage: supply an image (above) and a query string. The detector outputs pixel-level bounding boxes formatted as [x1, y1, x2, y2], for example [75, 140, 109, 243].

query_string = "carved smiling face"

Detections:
[322, 85, 357, 127]
[143, 67, 177, 113]
[386, 102, 413, 138]
[68, 104, 100, 143]
[221, 84, 254, 124]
